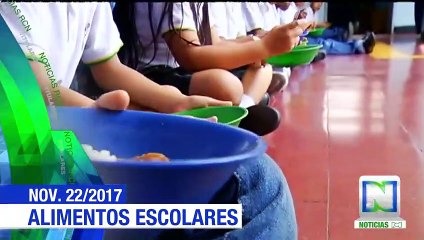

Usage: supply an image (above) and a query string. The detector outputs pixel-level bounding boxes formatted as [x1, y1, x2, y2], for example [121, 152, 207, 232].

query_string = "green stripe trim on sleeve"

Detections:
[85, 42, 124, 65]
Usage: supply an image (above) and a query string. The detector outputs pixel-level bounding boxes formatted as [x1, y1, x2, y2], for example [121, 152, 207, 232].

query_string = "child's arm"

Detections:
[164, 21, 305, 72]
[248, 29, 267, 37]
[30, 58, 229, 113]
[241, 3, 268, 39]
[83, 3, 230, 113]
[29, 61, 129, 110]
[213, 28, 262, 44]
[89, 56, 231, 113]
[311, 2, 323, 13]
[316, 22, 331, 28]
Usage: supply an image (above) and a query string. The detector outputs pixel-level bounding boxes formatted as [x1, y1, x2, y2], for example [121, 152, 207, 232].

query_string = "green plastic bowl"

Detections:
[308, 27, 326, 37]
[266, 44, 323, 67]
[175, 106, 248, 126]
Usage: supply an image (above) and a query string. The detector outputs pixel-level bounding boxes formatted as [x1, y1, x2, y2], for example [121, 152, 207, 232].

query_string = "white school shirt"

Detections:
[0, 2, 123, 88]
[241, 2, 264, 32]
[279, 2, 298, 24]
[312, 8, 320, 23]
[261, 2, 281, 31]
[209, 2, 246, 39]
[135, 2, 216, 68]
[304, 7, 316, 23]
[242, 2, 281, 32]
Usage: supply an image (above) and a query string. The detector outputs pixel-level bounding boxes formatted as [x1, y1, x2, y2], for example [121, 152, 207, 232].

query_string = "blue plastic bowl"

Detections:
[50, 107, 266, 204]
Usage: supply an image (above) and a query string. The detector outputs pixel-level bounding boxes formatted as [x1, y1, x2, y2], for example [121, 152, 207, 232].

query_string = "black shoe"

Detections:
[259, 93, 270, 106]
[268, 72, 288, 94]
[311, 50, 326, 63]
[239, 105, 281, 136]
[362, 32, 376, 54]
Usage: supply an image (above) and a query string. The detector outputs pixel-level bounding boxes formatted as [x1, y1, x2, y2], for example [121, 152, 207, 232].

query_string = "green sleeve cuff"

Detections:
[85, 42, 124, 65]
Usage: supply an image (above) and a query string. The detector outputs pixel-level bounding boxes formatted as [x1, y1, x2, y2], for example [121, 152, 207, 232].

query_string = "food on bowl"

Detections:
[134, 153, 169, 162]
[82, 144, 170, 162]
[82, 144, 118, 161]
[299, 37, 308, 46]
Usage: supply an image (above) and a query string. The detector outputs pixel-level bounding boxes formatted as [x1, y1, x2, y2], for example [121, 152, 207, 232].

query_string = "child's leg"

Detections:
[308, 37, 356, 55]
[124, 86, 182, 111]
[269, 67, 291, 94]
[229, 65, 281, 136]
[157, 154, 298, 240]
[221, 154, 297, 240]
[141, 65, 279, 136]
[140, 65, 243, 106]
[321, 28, 339, 39]
[230, 64, 273, 108]
[308, 33, 375, 55]
[311, 50, 327, 63]
[189, 69, 243, 105]
[321, 27, 347, 41]
[239, 64, 273, 106]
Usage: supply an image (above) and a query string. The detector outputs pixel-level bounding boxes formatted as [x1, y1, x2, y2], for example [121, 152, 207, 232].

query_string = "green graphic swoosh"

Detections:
[0, 13, 103, 240]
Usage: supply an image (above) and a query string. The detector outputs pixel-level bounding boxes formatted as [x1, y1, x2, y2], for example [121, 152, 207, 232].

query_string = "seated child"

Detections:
[112, 3, 307, 135]
[300, 2, 376, 55]
[208, 2, 274, 103]
[276, 2, 298, 25]
[310, 2, 350, 41]
[0, 2, 231, 113]
[273, 2, 326, 63]
[241, 2, 293, 93]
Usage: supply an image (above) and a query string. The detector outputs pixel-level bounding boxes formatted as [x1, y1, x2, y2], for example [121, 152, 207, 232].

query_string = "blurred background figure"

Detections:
[415, 1, 424, 41]
[327, 2, 358, 33]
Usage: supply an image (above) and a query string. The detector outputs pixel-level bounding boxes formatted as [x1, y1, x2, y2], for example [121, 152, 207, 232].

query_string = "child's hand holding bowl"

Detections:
[262, 19, 311, 56]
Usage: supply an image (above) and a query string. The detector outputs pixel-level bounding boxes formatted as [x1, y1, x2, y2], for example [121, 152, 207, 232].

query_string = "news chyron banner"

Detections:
[0, 10, 242, 240]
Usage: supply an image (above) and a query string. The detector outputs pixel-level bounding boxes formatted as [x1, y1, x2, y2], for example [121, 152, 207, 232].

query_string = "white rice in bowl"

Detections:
[82, 144, 170, 162]
[82, 144, 118, 161]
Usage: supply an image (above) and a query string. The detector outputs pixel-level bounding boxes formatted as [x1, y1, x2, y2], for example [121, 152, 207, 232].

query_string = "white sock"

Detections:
[239, 94, 255, 108]
[272, 68, 290, 90]
[283, 67, 291, 78]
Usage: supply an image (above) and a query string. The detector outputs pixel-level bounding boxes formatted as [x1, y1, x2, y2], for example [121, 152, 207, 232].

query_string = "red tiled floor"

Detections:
[266, 35, 424, 240]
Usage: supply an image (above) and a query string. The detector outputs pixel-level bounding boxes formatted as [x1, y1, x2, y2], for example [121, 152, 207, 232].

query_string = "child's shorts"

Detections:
[138, 65, 249, 95]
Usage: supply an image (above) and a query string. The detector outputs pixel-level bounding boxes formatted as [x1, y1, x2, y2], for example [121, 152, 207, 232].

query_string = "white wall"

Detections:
[316, 2, 328, 22]
[391, 2, 415, 28]
[315, 2, 415, 33]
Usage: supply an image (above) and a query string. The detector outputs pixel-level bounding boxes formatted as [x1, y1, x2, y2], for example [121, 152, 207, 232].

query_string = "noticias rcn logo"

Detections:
[354, 175, 406, 229]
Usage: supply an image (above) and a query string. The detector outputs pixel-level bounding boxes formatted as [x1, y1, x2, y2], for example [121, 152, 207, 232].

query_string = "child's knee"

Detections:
[261, 63, 273, 73]
[230, 155, 297, 239]
[247, 63, 273, 83]
[161, 85, 182, 95]
[265, 64, 274, 73]
[213, 71, 244, 104]
[261, 64, 274, 80]
[191, 69, 243, 105]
